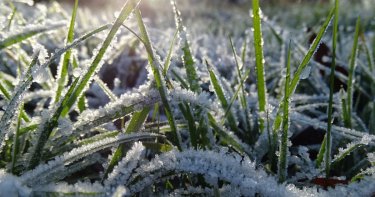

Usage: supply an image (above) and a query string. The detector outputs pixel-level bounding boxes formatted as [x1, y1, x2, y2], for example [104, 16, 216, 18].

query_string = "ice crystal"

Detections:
[0, 170, 31, 197]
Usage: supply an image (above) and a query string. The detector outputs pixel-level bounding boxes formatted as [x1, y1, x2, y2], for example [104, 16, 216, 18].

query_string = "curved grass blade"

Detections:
[272, 6, 335, 133]
[0, 22, 65, 50]
[27, 77, 80, 169]
[0, 79, 30, 122]
[25, 24, 111, 169]
[331, 143, 364, 167]
[22, 133, 164, 184]
[0, 51, 39, 147]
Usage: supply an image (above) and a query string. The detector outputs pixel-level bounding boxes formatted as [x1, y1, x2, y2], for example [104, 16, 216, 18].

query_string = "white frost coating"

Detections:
[31, 64, 50, 84]
[333, 134, 373, 163]
[124, 149, 375, 197]
[127, 148, 284, 196]
[74, 85, 159, 132]
[105, 142, 145, 193]
[32, 43, 49, 65]
[169, 86, 220, 112]
[291, 112, 375, 143]
[0, 20, 66, 40]
[33, 181, 104, 195]
[112, 185, 128, 197]
[0, 170, 31, 197]
[21, 133, 162, 185]
[368, 153, 375, 163]
[14, 0, 34, 6]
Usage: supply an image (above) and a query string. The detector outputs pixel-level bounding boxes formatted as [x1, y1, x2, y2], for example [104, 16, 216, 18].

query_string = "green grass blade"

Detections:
[54, 0, 79, 103]
[0, 51, 39, 146]
[252, 0, 267, 133]
[278, 41, 291, 183]
[94, 76, 117, 101]
[24, 24, 110, 169]
[126, 107, 151, 134]
[360, 34, 374, 73]
[340, 88, 350, 125]
[206, 60, 238, 133]
[316, 134, 326, 168]
[27, 77, 80, 169]
[345, 17, 361, 128]
[19, 124, 38, 136]
[11, 104, 23, 173]
[227, 38, 251, 135]
[171, 69, 189, 89]
[289, 8, 334, 96]
[135, 8, 181, 150]
[6, 6, 17, 31]
[77, 95, 86, 113]
[325, 0, 339, 178]
[102, 106, 151, 181]
[179, 103, 198, 148]
[208, 113, 245, 154]
[61, 0, 141, 117]
[171, 0, 200, 93]
[273, 6, 335, 133]
[331, 144, 363, 167]
[163, 29, 179, 76]
[0, 79, 30, 122]
[0, 22, 65, 50]
[220, 68, 250, 126]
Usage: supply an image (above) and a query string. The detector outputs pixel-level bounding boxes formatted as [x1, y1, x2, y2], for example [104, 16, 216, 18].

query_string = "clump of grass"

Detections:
[0, 0, 374, 196]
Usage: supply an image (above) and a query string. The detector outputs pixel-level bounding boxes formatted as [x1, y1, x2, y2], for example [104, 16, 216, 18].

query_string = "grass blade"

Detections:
[134, 8, 181, 150]
[27, 77, 80, 169]
[229, 37, 252, 136]
[324, 0, 339, 178]
[278, 41, 291, 183]
[206, 60, 238, 133]
[316, 135, 327, 168]
[252, 0, 267, 133]
[0, 79, 30, 122]
[208, 113, 245, 154]
[102, 106, 151, 181]
[163, 29, 178, 76]
[273, 6, 335, 133]
[0, 51, 39, 147]
[0, 22, 65, 50]
[345, 17, 361, 128]
[54, 0, 79, 103]
[171, 0, 200, 93]
[60, 0, 141, 117]
[11, 104, 23, 173]
[25, 23, 111, 169]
